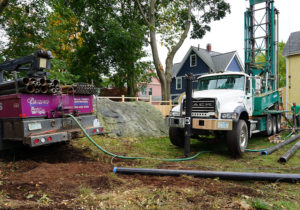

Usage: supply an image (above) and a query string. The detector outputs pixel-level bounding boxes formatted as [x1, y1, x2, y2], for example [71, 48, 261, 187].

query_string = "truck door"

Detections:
[244, 77, 253, 116]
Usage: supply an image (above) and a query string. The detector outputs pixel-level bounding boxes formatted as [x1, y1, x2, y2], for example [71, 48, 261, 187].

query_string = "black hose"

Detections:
[261, 134, 300, 155]
[279, 140, 300, 163]
[113, 167, 300, 183]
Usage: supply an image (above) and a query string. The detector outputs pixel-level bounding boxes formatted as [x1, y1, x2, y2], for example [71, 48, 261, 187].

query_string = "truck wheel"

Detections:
[226, 120, 248, 157]
[169, 127, 184, 147]
[276, 114, 281, 132]
[264, 114, 273, 136]
[272, 115, 277, 134]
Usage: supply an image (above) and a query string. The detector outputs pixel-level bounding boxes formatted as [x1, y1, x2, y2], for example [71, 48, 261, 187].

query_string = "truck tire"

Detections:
[226, 120, 248, 157]
[272, 115, 277, 134]
[169, 127, 184, 147]
[264, 114, 273, 136]
[276, 114, 281, 132]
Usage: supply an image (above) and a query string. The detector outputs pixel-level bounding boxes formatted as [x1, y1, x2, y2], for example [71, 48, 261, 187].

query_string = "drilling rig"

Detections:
[168, 0, 282, 157]
[0, 50, 103, 150]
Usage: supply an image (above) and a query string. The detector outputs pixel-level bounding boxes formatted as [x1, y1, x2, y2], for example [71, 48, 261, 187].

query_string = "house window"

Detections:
[148, 87, 152, 95]
[176, 77, 182, 90]
[190, 54, 197, 67]
[140, 87, 146, 95]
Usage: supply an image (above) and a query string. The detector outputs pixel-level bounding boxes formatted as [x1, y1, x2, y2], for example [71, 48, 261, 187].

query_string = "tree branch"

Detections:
[149, 0, 162, 73]
[134, 0, 150, 25]
[168, 0, 191, 59]
[0, 0, 9, 15]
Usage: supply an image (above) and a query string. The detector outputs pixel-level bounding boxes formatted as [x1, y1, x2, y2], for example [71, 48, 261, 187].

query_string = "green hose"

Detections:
[67, 114, 271, 159]
[245, 148, 265, 152]
[283, 131, 293, 140]
[244, 131, 295, 152]
[67, 114, 211, 161]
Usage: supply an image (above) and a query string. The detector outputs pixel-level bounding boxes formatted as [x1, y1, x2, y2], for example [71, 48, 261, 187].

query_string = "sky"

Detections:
[151, 0, 300, 67]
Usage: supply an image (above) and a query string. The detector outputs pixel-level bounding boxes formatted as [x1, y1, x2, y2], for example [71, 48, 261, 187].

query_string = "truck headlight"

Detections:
[221, 113, 238, 120]
[170, 111, 180, 117]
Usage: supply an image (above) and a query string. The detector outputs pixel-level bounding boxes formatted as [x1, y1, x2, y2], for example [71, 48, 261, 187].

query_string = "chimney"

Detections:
[206, 43, 212, 52]
[197, 44, 200, 50]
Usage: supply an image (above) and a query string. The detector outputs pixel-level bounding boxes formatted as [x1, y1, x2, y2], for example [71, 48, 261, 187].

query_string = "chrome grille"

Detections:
[183, 98, 216, 113]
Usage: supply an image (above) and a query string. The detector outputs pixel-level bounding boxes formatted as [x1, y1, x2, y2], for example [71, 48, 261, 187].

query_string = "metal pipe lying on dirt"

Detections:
[113, 167, 300, 183]
[279, 140, 300, 163]
[261, 134, 300, 155]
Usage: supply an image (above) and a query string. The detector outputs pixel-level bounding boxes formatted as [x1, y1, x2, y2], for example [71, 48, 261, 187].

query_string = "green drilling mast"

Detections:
[245, 0, 280, 115]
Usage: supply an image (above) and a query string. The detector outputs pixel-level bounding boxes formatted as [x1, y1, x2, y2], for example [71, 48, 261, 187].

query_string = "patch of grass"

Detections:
[0, 190, 6, 203]
[37, 193, 52, 205]
[251, 198, 271, 209]
[77, 186, 98, 207]
[273, 200, 300, 210]
[78, 186, 94, 197]
[77, 186, 211, 209]
[74, 131, 300, 173]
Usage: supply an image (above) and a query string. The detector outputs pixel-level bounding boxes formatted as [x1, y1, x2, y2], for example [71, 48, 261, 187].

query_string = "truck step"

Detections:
[249, 120, 258, 124]
[251, 130, 260, 134]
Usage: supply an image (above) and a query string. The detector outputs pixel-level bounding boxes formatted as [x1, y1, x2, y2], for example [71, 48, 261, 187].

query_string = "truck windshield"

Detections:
[198, 75, 245, 91]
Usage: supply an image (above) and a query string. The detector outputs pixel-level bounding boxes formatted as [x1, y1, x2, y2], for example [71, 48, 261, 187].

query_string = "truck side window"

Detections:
[246, 78, 250, 94]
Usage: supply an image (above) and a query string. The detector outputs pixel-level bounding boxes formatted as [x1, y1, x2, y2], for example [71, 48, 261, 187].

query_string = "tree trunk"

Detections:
[127, 69, 136, 97]
[136, 0, 191, 102]
[0, 0, 8, 15]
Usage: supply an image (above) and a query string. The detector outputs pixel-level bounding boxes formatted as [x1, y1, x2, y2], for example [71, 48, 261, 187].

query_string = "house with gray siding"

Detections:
[171, 44, 244, 100]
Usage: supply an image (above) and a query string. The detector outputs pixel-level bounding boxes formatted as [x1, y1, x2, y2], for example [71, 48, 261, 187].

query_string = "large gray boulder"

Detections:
[94, 98, 168, 138]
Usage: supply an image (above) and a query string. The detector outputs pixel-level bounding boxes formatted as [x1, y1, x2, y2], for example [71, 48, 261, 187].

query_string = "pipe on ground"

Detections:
[279, 140, 300, 163]
[261, 134, 300, 155]
[113, 167, 300, 183]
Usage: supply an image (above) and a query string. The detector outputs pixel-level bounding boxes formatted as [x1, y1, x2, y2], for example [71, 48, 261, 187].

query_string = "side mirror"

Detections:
[246, 78, 250, 93]
[254, 76, 261, 95]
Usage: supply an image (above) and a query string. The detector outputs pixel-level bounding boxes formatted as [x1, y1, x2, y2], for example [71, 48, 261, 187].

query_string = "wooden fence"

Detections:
[96, 95, 173, 117]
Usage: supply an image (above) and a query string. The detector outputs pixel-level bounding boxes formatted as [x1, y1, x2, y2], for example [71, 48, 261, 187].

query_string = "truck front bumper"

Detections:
[169, 117, 233, 131]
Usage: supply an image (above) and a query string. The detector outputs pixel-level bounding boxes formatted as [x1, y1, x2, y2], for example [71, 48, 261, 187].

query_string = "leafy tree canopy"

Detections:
[0, 0, 151, 95]
[135, 0, 230, 100]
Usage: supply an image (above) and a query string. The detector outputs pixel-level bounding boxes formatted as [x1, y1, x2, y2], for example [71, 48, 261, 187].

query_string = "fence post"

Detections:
[136, 97, 138, 101]
[149, 95, 152, 104]
[121, 95, 125, 102]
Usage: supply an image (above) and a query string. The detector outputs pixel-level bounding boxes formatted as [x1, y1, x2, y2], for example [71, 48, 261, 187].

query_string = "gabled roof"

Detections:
[172, 46, 242, 78]
[282, 31, 300, 56]
[192, 47, 217, 71]
[171, 63, 181, 78]
[211, 51, 236, 72]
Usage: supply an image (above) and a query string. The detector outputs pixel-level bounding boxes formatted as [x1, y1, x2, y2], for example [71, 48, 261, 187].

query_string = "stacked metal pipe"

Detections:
[0, 77, 61, 95]
[61, 84, 97, 95]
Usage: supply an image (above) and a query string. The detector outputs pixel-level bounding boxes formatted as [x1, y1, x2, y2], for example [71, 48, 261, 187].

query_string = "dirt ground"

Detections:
[0, 142, 297, 209]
